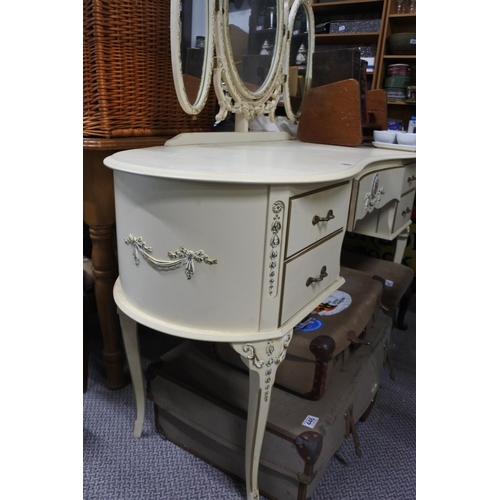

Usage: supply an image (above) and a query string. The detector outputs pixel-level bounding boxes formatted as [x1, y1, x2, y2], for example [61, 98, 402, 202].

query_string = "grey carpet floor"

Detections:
[83, 308, 415, 500]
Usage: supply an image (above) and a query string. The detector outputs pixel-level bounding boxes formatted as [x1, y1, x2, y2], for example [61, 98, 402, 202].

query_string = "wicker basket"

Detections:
[83, 0, 216, 138]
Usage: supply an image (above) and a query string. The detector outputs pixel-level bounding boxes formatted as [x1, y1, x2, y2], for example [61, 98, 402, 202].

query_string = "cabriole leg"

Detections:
[231, 330, 293, 500]
[118, 310, 145, 438]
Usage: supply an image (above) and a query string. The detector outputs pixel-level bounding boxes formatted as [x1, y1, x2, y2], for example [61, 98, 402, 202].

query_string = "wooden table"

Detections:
[83, 137, 174, 389]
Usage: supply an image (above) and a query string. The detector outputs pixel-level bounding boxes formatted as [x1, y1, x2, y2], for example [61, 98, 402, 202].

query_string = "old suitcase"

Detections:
[340, 251, 415, 330]
[213, 266, 384, 400]
[147, 312, 392, 500]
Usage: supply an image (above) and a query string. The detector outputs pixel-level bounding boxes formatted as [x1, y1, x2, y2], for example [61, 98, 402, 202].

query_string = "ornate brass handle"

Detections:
[312, 209, 335, 225]
[306, 266, 328, 287]
[401, 207, 411, 216]
[124, 235, 217, 280]
[407, 175, 416, 182]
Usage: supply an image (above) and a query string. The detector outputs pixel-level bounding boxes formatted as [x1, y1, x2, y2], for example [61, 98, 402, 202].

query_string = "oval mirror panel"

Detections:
[226, 0, 280, 96]
[284, 0, 314, 121]
[171, 0, 215, 114]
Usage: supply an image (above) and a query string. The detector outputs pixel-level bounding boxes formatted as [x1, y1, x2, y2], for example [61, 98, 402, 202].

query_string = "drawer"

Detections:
[280, 231, 343, 326]
[393, 190, 415, 232]
[351, 167, 404, 227]
[402, 163, 416, 194]
[285, 182, 350, 259]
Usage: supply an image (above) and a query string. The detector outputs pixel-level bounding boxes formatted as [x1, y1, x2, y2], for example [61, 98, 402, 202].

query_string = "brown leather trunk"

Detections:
[147, 312, 392, 500]
[213, 266, 384, 400]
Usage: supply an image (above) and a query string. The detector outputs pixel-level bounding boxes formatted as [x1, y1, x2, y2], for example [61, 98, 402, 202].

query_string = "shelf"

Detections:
[315, 32, 380, 44]
[253, 28, 277, 34]
[312, 0, 389, 86]
[313, 0, 384, 11]
[388, 13, 416, 19]
[383, 55, 416, 59]
[387, 101, 416, 106]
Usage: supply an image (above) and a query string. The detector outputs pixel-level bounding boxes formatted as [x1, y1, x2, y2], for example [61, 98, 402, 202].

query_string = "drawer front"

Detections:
[286, 182, 350, 258]
[280, 232, 343, 326]
[393, 190, 415, 232]
[353, 167, 404, 225]
[402, 163, 416, 194]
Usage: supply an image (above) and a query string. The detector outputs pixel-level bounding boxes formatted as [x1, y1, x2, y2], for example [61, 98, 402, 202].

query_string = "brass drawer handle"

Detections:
[306, 266, 328, 286]
[312, 209, 334, 225]
[401, 207, 411, 216]
[407, 175, 416, 182]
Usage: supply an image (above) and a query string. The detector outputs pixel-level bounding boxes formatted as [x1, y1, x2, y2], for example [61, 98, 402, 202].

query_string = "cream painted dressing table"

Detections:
[105, 131, 415, 499]
[105, 2, 416, 498]
[347, 159, 417, 264]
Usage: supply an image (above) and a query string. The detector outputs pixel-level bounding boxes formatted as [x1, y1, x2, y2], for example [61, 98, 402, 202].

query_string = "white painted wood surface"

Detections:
[104, 133, 416, 184]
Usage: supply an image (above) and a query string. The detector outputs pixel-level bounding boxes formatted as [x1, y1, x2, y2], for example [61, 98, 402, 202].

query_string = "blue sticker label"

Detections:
[295, 317, 323, 332]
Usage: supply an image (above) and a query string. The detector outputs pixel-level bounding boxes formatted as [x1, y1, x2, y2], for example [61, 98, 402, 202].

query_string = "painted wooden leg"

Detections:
[231, 331, 293, 500]
[118, 310, 145, 438]
[393, 225, 411, 264]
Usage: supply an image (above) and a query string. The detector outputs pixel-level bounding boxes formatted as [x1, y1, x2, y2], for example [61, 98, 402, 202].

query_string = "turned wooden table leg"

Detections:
[231, 331, 293, 500]
[89, 224, 125, 389]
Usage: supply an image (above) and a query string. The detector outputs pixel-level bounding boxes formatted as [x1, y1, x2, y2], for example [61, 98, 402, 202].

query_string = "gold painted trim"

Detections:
[392, 190, 415, 232]
[284, 181, 350, 259]
[354, 164, 404, 183]
[278, 228, 344, 326]
[286, 227, 344, 263]
[401, 186, 416, 198]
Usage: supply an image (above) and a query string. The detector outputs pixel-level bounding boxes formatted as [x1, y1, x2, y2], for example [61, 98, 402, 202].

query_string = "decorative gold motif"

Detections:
[364, 173, 385, 213]
[125, 235, 217, 280]
[243, 333, 292, 401]
[268, 201, 285, 297]
[242, 343, 265, 369]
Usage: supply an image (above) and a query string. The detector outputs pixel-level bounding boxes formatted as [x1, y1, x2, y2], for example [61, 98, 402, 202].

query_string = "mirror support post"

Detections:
[235, 112, 249, 132]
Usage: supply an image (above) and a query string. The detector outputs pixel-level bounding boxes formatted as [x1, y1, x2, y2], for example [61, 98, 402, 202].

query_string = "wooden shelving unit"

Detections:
[374, 0, 416, 126]
[311, 0, 389, 87]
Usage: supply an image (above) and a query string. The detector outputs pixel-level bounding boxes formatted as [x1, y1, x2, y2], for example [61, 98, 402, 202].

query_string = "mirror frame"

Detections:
[170, 0, 216, 115]
[170, 0, 313, 124]
[213, 0, 288, 124]
[219, 2, 284, 99]
[283, 0, 315, 122]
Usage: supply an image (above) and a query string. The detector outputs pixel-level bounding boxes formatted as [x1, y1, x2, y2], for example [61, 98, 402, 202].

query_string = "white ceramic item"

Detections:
[373, 130, 397, 144]
[396, 132, 416, 146]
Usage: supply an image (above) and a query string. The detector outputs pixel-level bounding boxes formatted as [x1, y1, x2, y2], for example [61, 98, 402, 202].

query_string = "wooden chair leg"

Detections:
[83, 290, 97, 393]
[84, 318, 89, 393]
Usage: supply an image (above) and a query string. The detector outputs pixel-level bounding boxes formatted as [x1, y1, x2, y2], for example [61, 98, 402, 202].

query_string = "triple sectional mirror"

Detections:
[170, 0, 314, 126]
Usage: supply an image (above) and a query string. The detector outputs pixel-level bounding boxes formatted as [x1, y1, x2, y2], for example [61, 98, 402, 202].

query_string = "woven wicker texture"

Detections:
[83, 0, 216, 138]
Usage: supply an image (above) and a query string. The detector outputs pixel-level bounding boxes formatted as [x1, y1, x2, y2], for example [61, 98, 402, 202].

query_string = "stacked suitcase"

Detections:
[147, 265, 395, 499]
